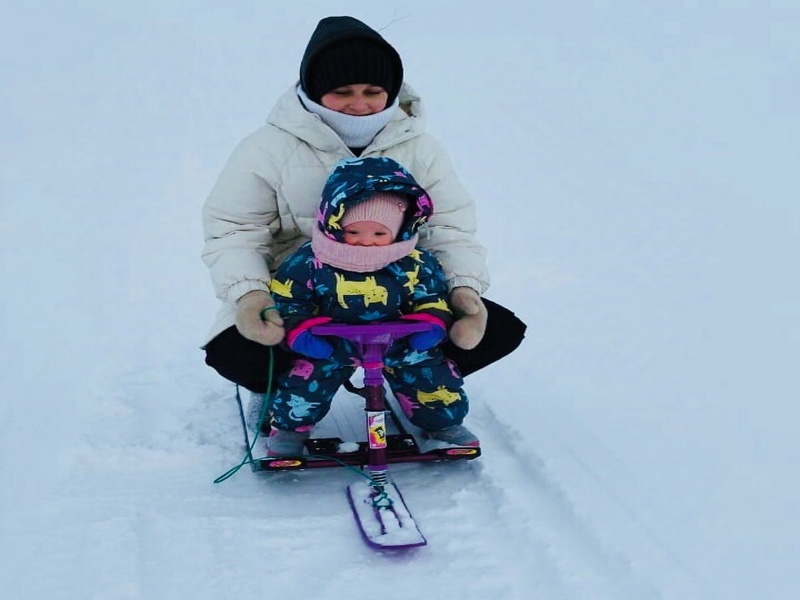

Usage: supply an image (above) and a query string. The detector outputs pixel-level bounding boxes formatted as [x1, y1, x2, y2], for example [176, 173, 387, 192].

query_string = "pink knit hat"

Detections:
[341, 192, 408, 239]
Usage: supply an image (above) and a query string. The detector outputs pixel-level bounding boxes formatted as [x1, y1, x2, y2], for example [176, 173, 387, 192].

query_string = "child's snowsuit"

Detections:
[268, 157, 468, 433]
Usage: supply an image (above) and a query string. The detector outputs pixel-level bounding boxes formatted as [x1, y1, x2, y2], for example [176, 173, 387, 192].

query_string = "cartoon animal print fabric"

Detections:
[268, 244, 468, 432]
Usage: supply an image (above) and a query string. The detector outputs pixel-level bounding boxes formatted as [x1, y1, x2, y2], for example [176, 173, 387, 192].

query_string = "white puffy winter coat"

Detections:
[202, 83, 489, 343]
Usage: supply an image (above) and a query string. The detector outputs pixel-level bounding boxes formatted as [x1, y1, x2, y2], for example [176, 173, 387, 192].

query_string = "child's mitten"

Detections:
[400, 315, 447, 351]
[287, 317, 334, 359]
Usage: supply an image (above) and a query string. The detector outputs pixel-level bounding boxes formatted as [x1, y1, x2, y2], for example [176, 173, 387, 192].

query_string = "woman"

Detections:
[202, 16, 526, 395]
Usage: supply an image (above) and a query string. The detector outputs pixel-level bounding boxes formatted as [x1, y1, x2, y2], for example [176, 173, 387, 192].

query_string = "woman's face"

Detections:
[320, 84, 389, 115]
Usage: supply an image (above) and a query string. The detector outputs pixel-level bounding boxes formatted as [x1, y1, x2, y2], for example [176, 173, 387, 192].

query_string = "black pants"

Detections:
[204, 299, 527, 394]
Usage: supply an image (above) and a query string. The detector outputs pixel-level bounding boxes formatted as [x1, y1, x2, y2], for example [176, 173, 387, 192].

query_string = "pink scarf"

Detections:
[311, 228, 419, 273]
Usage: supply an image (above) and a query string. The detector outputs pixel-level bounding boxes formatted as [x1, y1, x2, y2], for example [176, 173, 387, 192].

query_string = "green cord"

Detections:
[259, 306, 278, 321]
[213, 345, 394, 496]
[371, 489, 394, 508]
[212, 348, 377, 483]
[213, 348, 275, 484]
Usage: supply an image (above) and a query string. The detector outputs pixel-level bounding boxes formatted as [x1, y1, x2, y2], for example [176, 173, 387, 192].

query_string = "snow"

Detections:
[339, 441, 362, 454]
[1, 1, 799, 599]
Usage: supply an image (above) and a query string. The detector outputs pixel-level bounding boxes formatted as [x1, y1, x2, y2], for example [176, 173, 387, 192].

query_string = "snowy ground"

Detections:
[2, 2, 799, 599]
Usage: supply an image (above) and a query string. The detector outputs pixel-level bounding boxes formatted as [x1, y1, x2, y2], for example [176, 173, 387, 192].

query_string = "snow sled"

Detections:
[235, 322, 481, 473]
[256, 410, 480, 471]
[231, 321, 481, 549]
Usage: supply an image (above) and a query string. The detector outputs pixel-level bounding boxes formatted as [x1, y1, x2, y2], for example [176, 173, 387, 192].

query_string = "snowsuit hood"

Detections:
[316, 157, 433, 244]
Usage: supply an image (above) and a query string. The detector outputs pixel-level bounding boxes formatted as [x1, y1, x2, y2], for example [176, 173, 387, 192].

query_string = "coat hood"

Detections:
[316, 157, 433, 243]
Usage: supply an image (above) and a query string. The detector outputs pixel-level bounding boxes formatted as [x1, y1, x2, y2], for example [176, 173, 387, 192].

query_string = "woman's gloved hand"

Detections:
[234, 290, 285, 346]
[448, 287, 488, 350]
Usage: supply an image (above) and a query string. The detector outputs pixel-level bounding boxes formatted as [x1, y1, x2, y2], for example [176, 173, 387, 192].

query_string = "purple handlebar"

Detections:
[311, 322, 434, 379]
[311, 321, 432, 345]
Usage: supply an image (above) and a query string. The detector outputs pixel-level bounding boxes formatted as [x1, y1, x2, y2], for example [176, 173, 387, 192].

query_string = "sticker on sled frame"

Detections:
[444, 448, 479, 456]
[266, 459, 304, 469]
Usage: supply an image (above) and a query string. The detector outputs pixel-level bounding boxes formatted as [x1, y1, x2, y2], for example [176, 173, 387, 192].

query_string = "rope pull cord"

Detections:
[213, 348, 276, 484]
[213, 347, 392, 490]
[371, 488, 394, 508]
[259, 305, 279, 321]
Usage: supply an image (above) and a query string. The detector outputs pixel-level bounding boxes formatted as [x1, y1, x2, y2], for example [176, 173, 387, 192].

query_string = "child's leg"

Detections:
[383, 351, 469, 432]
[270, 356, 355, 431]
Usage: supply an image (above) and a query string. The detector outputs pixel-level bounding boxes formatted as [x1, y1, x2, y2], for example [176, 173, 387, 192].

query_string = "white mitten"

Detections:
[448, 287, 488, 350]
[234, 290, 285, 346]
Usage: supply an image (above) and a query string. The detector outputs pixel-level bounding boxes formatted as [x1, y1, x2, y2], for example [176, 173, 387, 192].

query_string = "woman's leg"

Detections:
[204, 326, 293, 393]
[440, 298, 527, 377]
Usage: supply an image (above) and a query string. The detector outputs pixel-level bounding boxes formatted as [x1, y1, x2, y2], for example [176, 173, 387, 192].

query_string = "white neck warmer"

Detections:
[297, 85, 398, 149]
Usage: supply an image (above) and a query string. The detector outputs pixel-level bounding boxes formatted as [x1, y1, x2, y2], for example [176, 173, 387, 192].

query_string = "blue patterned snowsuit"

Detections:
[268, 158, 468, 433]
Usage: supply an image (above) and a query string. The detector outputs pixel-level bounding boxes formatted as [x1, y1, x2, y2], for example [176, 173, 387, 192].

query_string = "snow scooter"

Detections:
[233, 321, 481, 549]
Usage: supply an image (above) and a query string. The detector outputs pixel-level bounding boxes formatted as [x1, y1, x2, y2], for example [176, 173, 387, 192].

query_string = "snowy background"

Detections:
[2, 1, 799, 599]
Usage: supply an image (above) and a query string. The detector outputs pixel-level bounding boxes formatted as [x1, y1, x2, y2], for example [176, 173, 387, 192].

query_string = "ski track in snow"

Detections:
[2, 358, 672, 600]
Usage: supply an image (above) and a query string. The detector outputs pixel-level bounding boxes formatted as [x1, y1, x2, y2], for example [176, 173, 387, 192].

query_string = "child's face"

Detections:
[342, 221, 394, 246]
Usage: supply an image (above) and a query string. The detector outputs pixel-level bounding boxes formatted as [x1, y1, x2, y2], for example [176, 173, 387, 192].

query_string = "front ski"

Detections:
[346, 479, 426, 549]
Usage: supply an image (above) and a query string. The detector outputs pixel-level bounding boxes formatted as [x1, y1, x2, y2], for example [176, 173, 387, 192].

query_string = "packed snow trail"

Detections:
[1, 355, 682, 600]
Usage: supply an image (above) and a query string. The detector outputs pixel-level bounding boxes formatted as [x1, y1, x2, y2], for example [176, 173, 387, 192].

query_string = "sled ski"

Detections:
[347, 479, 426, 549]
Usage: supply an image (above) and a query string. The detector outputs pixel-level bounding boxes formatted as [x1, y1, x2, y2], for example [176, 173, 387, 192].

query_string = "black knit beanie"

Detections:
[300, 16, 404, 106]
